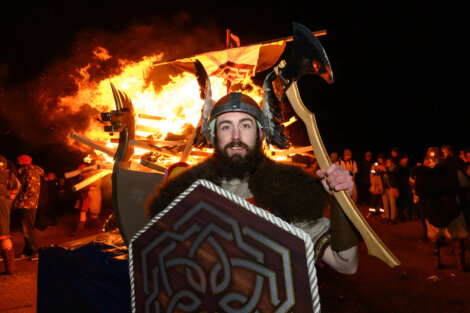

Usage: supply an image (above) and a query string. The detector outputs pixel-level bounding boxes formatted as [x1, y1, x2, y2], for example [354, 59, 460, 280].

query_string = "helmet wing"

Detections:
[262, 71, 289, 149]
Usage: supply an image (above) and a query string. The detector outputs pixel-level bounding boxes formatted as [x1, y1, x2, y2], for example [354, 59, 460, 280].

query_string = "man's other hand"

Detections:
[316, 164, 354, 196]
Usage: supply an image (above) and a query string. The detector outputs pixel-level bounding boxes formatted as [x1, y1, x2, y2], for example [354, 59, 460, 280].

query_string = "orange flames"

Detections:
[61, 47, 270, 167]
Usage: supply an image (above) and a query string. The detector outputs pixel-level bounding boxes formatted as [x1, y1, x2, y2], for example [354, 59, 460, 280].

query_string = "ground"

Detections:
[1, 206, 469, 313]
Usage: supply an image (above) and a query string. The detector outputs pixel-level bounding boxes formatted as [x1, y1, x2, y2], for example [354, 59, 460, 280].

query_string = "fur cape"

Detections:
[147, 154, 328, 223]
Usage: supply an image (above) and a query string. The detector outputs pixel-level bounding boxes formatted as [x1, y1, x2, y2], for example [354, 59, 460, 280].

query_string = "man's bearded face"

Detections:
[215, 112, 260, 158]
[213, 112, 263, 179]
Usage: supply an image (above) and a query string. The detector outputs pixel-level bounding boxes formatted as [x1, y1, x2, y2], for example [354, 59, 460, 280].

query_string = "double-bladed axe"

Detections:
[269, 22, 400, 267]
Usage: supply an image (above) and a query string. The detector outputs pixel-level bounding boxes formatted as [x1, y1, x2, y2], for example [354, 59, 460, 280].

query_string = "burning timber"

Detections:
[70, 132, 116, 157]
[72, 169, 112, 192]
[64, 163, 113, 179]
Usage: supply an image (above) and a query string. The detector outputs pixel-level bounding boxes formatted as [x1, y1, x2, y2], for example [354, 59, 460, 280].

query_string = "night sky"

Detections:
[0, 1, 464, 173]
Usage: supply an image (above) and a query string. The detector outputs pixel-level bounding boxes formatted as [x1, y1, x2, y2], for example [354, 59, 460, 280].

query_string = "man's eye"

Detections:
[241, 123, 251, 129]
[221, 125, 231, 131]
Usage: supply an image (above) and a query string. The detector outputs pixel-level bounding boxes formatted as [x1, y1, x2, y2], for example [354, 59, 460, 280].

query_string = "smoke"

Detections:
[0, 11, 223, 174]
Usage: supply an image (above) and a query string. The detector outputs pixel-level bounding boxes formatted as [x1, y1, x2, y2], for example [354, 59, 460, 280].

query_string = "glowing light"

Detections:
[62, 47, 275, 167]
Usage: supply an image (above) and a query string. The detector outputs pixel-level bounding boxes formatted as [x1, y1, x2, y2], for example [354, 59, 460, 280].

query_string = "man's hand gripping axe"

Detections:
[270, 22, 400, 267]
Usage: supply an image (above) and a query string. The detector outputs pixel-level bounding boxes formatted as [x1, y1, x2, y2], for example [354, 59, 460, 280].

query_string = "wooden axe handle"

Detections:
[275, 61, 400, 267]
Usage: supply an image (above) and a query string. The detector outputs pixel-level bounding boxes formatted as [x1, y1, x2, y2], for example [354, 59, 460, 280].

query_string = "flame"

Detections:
[62, 47, 272, 168]
[93, 47, 112, 61]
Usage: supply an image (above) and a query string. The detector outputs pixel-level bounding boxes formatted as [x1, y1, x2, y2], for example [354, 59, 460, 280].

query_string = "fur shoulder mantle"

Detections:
[249, 156, 327, 222]
[147, 156, 327, 222]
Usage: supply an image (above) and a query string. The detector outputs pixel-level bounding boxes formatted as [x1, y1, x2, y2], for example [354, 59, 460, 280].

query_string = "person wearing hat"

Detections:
[147, 92, 361, 275]
[0, 155, 20, 274]
[12, 154, 44, 261]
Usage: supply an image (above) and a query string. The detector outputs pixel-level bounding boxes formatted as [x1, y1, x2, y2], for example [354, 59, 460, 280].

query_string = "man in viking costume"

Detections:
[147, 92, 360, 274]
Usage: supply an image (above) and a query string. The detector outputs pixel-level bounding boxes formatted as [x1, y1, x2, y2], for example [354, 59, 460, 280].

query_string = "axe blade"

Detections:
[281, 22, 334, 85]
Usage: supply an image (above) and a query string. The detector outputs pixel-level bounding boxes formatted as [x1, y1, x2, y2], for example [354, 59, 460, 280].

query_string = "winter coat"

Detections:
[13, 164, 44, 209]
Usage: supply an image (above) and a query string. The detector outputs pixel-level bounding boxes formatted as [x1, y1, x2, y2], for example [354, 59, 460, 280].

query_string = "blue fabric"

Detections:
[37, 242, 131, 313]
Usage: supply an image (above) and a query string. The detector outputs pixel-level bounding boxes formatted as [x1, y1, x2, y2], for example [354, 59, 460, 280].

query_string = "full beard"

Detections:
[213, 137, 263, 180]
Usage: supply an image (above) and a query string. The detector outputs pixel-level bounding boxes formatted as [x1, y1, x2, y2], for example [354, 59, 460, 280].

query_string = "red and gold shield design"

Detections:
[129, 179, 320, 313]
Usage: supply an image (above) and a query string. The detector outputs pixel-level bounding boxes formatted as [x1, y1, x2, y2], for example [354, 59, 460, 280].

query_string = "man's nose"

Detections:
[232, 127, 240, 140]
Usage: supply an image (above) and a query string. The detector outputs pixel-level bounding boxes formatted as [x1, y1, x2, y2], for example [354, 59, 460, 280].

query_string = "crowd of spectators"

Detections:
[333, 145, 470, 271]
[1, 144, 469, 274]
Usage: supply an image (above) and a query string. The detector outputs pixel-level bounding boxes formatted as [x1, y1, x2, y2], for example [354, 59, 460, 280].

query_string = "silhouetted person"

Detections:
[0, 155, 20, 274]
[415, 147, 468, 271]
[382, 156, 399, 224]
[367, 153, 385, 218]
[12, 154, 44, 260]
[390, 147, 400, 166]
[396, 154, 413, 221]
[35, 172, 59, 230]
[56, 176, 75, 215]
[357, 151, 373, 205]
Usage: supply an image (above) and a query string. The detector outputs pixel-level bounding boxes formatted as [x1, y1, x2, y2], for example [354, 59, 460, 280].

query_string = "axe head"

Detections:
[280, 22, 334, 85]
